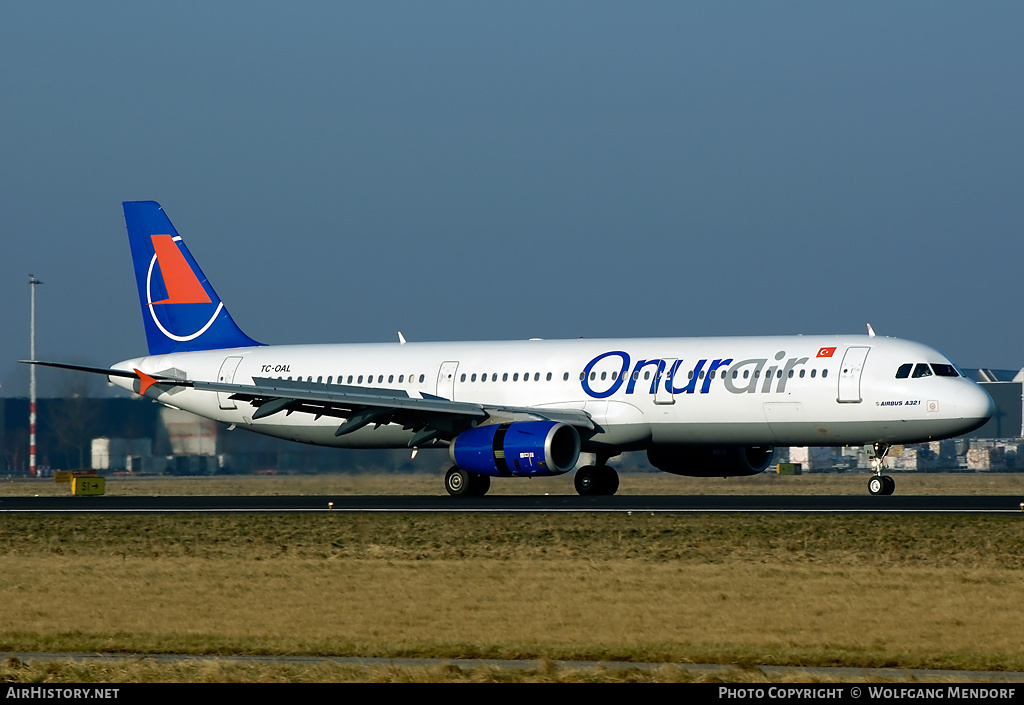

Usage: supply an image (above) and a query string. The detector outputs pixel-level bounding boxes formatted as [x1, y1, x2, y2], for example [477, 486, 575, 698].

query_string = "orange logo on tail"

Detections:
[150, 234, 212, 305]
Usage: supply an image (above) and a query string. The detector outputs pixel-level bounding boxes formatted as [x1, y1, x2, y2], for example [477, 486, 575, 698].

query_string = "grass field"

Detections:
[1, 472, 1023, 682]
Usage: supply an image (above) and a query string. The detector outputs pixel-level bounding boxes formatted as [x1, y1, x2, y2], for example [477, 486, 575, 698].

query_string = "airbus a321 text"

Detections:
[25, 201, 994, 497]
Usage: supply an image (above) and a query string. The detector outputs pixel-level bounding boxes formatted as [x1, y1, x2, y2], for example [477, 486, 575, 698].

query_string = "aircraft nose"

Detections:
[956, 384, 994, 425]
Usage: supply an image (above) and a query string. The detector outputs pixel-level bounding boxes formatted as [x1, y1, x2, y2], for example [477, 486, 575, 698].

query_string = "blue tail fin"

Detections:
[123, 201, 263, 355]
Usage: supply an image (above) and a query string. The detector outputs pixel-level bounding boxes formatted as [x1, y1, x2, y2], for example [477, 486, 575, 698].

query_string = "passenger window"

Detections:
[912, 363, 932, 379]
[896, 364, 913, 379]
[419, 374, 425, 383]
[503, 373, 509, 382]
[822, 369, 828, 378]
[399, 375, 404, 383]
[810, 370, 816, 378]
[460, 374, 466, 382]
[389, 375, 394, 383]
[513, 373, 519, 381]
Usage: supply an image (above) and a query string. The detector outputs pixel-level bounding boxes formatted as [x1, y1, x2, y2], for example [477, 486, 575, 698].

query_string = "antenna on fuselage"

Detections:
[398, 331, 407, 345]
[867, 323, 876, 337]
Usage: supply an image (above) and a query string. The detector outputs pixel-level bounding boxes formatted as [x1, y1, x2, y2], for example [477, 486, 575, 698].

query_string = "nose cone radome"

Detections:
[956, 384, 995, 431]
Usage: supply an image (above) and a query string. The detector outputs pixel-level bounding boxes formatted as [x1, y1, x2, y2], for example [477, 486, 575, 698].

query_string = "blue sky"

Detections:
[2, 2, 1022, 396]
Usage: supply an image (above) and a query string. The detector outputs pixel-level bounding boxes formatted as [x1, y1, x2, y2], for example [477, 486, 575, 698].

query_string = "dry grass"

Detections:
[1, 511, 1023, 681]
[1, 656, 1013, 683]
[3, 556, 1023, 667]
[3, 473, 1023, 682]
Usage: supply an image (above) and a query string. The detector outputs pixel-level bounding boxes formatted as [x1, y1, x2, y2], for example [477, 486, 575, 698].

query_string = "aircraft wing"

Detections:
[195, 376, 595, 446]
[20, 361, 595, 446]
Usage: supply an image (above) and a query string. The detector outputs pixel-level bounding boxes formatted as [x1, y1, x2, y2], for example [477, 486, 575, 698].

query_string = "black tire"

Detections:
[601, 466, 620, 496]
[445, 467, 471, 496]
[574, 466, 600, 496]
[468, 473, 491, 497]
[868, 476, 885, 496]
[882, 475, 896, 496]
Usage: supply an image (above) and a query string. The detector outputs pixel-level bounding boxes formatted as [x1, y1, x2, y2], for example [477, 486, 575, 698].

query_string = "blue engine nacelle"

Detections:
[449, 421, 581, 477]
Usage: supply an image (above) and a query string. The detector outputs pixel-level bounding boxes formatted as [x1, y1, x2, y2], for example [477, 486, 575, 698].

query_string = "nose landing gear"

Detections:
[868, 443, 895, 496]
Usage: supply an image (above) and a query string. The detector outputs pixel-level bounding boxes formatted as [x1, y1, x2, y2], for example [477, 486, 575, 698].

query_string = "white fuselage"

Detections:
[110, 334, 994, 453]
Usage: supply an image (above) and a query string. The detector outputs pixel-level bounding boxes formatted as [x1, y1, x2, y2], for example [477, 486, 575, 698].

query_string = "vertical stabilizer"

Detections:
[123, 201, 263, 355]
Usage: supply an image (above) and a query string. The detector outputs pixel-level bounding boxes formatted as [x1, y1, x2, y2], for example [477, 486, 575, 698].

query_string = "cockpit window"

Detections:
[912, 363, 933, 378]
[931, 364, 959, 377]
[895, 363, 913, 379]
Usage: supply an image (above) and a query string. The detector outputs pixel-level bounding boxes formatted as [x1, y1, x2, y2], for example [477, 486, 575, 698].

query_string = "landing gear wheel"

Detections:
[575, 466, 600, 496]
[869, 475, 896, 496]
[868, 475, 885, 496]
[445, 467, 470, 496]
[445, 467, 490, 497]
[574, 466, 619, 496]
[600, 466, 619, 495]
[881, 475, 896, 496]
[468, 473, 491, 497]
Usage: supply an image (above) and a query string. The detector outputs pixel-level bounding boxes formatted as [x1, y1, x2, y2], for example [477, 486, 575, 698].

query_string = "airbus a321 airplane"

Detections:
[26, 201, 994, 497]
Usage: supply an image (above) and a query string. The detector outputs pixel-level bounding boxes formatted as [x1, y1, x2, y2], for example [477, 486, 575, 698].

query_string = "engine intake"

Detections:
[647, 445, 774, 477]
[450, 421, 581, 477]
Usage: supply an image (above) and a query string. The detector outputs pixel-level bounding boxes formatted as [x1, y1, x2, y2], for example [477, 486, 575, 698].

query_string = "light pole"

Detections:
[29, 274, 42, 477]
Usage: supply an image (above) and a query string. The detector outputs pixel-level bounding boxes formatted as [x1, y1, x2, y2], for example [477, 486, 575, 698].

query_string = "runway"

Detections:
[1, 493, 1021, 513]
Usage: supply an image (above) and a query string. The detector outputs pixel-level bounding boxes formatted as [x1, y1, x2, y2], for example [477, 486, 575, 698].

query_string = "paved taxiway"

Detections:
[0, 494, 1021, 513]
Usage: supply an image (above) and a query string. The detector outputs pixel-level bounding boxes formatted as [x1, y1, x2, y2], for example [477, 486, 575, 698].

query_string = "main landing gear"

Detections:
[574, 464, 619, 496]
[443, 462, 621, 497]
[444, 467, 491, 497]
[868, 442, 895, 496]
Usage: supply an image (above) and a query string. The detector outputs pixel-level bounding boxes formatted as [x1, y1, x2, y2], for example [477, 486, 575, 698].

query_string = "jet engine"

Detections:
[647, 445, 775, 477]
[450, 421, 581, 477]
